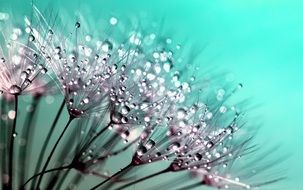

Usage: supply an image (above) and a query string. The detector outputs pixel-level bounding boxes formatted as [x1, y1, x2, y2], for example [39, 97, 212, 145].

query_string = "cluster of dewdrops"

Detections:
[0, 13, 254, 189]
[44, 16, 253, 189]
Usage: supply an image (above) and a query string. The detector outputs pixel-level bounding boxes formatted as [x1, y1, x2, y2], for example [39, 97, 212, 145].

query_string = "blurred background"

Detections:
[0, 0, 302, 189]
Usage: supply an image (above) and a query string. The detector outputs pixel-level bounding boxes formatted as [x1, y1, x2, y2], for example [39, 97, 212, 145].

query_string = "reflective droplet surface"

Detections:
[75, 22, 81, 28]
[9, 85, 21, 95]
[109, 17, 118, 25]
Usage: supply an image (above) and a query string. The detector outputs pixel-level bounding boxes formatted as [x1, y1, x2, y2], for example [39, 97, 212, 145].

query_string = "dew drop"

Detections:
[219, 106, 227, 113]
[82, 97, 89, 104]
[68, 99, 74, 106]
[41, 67, 48, 74]
[121, 130, 130, 139]
[8, 110, 16, 119]
[170, 142, 181, 151]
[145, 139, 155, 149]
[48, 29, 54, 35]
[194, 153, 202, 161]
[226, 126, 234, 134]
[155, 152, 161, 157]
[28, 35, 35, 42]
[206, 112, 213, 120]
[177, 108, 186, 119]
[55, 46, 61, 54]
[137, 145, 147, 156]
[163, 63, 171, 72]
[9, 85, 21, 95]
[109, 17, 118, 25]
[121, 106, 130, 115]
[75, 22, 81, 28]
[206, 141, 214, 149]
[20, 71, 29, 80]
[101, 40, 113, 52]
[121, 116, 128, 124]
[111, 112, 123, 124]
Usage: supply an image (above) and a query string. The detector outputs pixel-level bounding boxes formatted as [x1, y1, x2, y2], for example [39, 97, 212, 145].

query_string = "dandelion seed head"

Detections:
[15, 7, 284, 190]
[0, 18, 50, 96]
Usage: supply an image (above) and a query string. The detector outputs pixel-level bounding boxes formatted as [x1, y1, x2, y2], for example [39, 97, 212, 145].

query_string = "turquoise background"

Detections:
[1, 0, 302, 189]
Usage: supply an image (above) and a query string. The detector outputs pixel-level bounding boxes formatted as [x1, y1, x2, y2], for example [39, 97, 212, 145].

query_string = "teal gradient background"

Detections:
[0, 0, 302, 189]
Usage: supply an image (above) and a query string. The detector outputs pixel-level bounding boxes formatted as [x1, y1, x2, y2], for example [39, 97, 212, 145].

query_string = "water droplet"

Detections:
[194, 153, 202, 161]
[55, 46, 61, 54]
[217, 88, 225, 101]
[121, 106, 130, 115]
[121, 130, 130, 139]
[111, 112, 123, 124]
[82, 97, 89, 104]
[101, 40, 113, 52]
[170, 142, 181, 151]
[85, 35, 92, 42]
[206, 141, 214, 149]
[69, 99, 74, 106]
[121, 116, 128, 124]
[41, 67, 47, 74]
[20, 71, 29, 80]
[75, 22, 81, 28]
[145, 139, 155, 149]
[215, 152, 221, 158]
[137, 145, 147, 156]
[8, 110, 16, 119]
[9, 85, 21, 95]
[177, 108, 187, 119]
[29, 35, 35, 41]
[109, 17, 118, 25]
[206, 112, 213, 119]
[48, 29, 54, 35]
[155, 152, 161, 157]
[219, 106, 227, 113]
[11, 33, 18, 40]
[226, 126, 234, 134]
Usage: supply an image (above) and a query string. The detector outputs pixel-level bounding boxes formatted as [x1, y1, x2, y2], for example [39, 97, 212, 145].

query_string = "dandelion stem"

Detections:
[114, 168, 170, 190]
[0, 97, 7, 189]
[80, 123, 111, 154]
[31, 98, 65, 189]
[21, 164, 72, 188]
[8, 95, 18, 189]
[90, 163, 133, 190]
[19, 96, 41, 186]
[86, 138, 138, 166]
[36, 116, 74, 189]
[74, 122, 111, 161]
